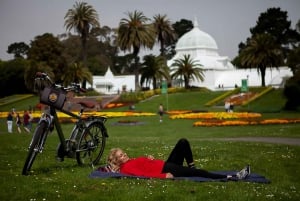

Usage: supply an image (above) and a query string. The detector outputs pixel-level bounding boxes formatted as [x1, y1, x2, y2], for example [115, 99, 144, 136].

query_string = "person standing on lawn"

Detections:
[107, 138, 250, 180]
[16, 113, 22, 133]
[158, 104, 164, 122]
[6, 111, 13, 133]
[23, 110, 31, 133]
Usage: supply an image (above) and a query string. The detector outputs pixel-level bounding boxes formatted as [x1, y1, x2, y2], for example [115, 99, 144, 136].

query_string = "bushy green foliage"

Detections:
[283, 71, 300, 110]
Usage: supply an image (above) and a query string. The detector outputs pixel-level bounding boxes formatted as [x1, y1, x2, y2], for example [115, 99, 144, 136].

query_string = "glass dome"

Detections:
[175, 20, 218, 51]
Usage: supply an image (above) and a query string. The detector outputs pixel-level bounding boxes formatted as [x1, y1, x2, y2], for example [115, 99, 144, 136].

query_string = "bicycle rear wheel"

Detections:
[76, 121, 106, 167]
[22, 121, 47, 175]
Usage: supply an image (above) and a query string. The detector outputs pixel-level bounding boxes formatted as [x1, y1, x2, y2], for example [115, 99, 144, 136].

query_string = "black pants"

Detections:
[162, 138, 227, 179]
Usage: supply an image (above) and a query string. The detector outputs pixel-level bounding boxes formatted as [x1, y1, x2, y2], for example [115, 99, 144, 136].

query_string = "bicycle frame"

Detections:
[52, 106, 81, 152]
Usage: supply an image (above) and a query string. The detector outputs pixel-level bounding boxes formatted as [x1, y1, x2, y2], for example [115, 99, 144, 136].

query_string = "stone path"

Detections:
[205, 137, 300, 146]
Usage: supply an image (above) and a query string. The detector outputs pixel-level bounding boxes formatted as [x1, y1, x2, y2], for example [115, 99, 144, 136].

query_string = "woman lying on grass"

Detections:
[107, 138, 250, 180]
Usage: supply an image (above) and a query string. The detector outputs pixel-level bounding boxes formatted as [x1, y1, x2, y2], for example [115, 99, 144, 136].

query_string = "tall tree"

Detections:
[0, 59, 31, 97]
[170, 54, 204, 89]
[140, 55, 170, 89]
[7, 42, 29, 59]
[239, 33, 284, 86]
[238, 7, 300, 60]
[287, 46, 300, 74]
[172, 19, 193, 39]
[283, 70, 300, 110]
[64, 1, 99, 88]
[153, 14, 176, 57]
[27, 33, 66, 83]
[117, 10, 156, 91]
[164, 19, 193, 59]
[64, 1, 100, 64]
[287, 19, 300, 74]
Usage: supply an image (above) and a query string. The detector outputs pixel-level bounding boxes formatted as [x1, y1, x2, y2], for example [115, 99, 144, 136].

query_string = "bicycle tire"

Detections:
[76, 121, 106, 167]
[22, 121, 47, 175]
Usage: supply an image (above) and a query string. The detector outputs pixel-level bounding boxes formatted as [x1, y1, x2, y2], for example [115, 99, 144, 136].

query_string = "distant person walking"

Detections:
[16, 113, 22, 133]
[7, 111, 13, 133]
[158, 104, 164, 123]
[28, 111, 33, 131]
[224, 101, 230, 112]
[23, 110, 31, 133]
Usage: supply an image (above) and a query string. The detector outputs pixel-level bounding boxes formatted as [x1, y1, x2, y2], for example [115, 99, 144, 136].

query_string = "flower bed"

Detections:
[167, 110, 300, 127]
[112, 120, 145, 126]
[193, 119, 300, 127]
[1, 110, 299, 126]
[169, 112, 262, 120]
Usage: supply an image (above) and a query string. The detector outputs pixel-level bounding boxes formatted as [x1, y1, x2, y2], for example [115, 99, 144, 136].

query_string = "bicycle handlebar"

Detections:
[35, 72, 85, 94]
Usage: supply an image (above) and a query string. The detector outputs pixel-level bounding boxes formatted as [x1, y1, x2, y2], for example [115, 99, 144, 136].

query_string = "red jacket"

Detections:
[120, 157, 166, 178]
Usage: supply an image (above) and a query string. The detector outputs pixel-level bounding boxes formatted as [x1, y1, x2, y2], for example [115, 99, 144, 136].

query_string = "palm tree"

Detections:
[117, 10, 156, 91]
[153, 14, 176, 57]
[239, 33, 284, 86]
[64, 1, 99, 88]
[171, 54, 204, 89]
[140, 55, 170, 89]
[62, 62, 93, 87]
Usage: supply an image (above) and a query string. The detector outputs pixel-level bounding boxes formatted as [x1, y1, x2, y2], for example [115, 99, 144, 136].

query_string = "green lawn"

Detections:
[0, 90, 299, 201]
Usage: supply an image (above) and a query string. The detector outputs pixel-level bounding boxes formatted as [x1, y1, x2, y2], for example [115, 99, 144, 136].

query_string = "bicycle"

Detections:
[22, 72, 109, 175]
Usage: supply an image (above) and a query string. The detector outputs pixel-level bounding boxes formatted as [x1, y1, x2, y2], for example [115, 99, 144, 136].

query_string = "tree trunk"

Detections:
[133, 46, 140, 92]
[184, 76, 189, 89]
[133, 55, 140, 91]
[153, 77, 157, 89]
[81, 30, 88, 89]
[260, 66, 266, 87]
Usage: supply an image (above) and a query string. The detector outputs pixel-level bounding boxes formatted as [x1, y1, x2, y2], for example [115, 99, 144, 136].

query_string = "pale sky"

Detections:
[0, 0, 299, 61]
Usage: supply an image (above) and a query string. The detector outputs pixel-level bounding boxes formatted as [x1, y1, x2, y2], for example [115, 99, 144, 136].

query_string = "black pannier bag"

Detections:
[40, 87, 66, 110]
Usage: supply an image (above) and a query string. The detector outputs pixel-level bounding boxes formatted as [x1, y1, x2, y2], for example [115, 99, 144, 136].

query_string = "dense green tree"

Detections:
[27, 33, 66, 83]
[237, 7, 300, 61]
[153, 14, 176, 57]
[60, 34, 81, 64]
[172, 19, 193, 39]
[287, 46, 300, 74]
[283, 70, 300, 110]
[117, 10, 156, 91]
[7, 42, 29, 59]
[287, 19, 300, 74]
[0, 59, 30, 97]
[239, 33, 284, 87]
[170, 54, 204, 89]
[113, 54, 135, 74]
[250, 8, 299, 48]
[164, 19, 193, 59]
[140, 55, 170, 89]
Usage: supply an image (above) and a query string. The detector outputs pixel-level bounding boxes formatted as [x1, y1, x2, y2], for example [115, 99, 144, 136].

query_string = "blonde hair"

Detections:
[107, 148, 123, 172]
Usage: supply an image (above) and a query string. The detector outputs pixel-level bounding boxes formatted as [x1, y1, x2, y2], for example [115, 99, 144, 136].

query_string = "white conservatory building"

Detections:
[90, 19, 293, 94]
[167, 19, 293, 90]
[87, 67, 135, 94]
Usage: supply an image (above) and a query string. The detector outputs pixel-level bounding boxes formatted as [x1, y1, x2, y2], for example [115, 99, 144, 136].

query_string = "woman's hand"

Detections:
[165, 173, 174, 178]
[147, 155, 154, 160]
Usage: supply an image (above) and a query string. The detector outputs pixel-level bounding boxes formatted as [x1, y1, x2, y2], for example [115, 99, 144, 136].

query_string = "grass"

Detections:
[0, 89, 300, 201]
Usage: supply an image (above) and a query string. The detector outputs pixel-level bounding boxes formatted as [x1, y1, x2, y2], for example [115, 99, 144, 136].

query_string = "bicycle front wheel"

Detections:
[76, 121, 106, 167]
[22, 121, 47, 175]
